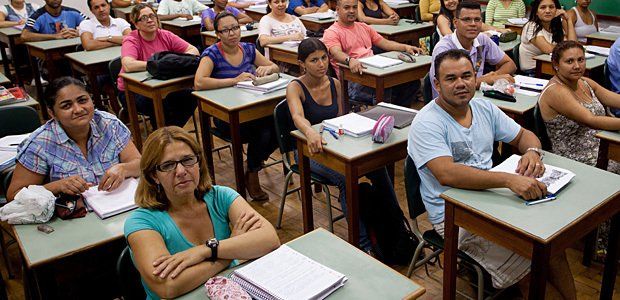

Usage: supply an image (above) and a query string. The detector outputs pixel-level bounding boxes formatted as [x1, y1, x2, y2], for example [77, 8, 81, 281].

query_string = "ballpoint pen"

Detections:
[525, 193, 557, 206]
[322, 126, 339, 140]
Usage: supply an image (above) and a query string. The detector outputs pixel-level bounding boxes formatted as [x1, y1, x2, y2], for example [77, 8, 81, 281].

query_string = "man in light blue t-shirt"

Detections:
[408, 49, 576, 296]
[21, 0, 86, 41]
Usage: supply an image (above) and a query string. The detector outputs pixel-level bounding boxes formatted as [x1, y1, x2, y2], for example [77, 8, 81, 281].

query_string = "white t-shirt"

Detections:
[0, 3, 40, 20]
[157, 0, 207, 15]
[78, 17, 131, 39]
[258, 14, 306, 37]
[519, 21, 554, 71]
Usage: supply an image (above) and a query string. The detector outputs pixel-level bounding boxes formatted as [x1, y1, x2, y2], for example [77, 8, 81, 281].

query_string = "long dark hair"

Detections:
[438, 0, 457, 26]
[529, 0, 564, 44]
[45, 77, 88, 110]
[297, 38, 328, 62]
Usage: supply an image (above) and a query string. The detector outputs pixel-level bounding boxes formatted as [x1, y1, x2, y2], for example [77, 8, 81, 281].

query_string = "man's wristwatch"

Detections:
[107, 35, 112, 42]
[344, 56, 351, 66]
[526, 147, 544, 160]
[206, 238, 219, 262]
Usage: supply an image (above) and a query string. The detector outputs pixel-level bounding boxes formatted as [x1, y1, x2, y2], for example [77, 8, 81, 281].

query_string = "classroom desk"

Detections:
[201, 28, 259, 46]
[499, 35, 520, 54]
[25, 37, 81, 118]
[474, 90, 537, 126]
[244, 6, 267, 21]
[292, 123, 410, 246]
[586, 31, 620, 48]
[160, 18, 202, 41]
[119, 71, 195, 150]
[266, 42, 299, 65]
[595, 130, 620, 170]
[65, 46, 121, 110]
[504, 23, 524, 35]
[192, 74, 294, 199]
[113, 5, 134, 21]
[177, 228, 426, 299]
[299, 15, 336, 32]
[441, 152, 620, 299]
[534, 53, 606, 78]
[338, 52, 432, 108]
[12, 212, 130, 299]
[386, 2, 417, 19]
[0, 71, 9, 86]
[370, 20, 434, 45]
[0, 27, 24, 85]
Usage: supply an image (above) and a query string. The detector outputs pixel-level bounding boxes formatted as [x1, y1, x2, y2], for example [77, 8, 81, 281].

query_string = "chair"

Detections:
[116, 246, 146, 300]
[532, 104, 552, 151]
[0, 106, 40, 280]
[602, 59, 612, 90]
[512, 43, 522, 75]
[414, 6, 422, 23]
[429, 31, 440, 53]
[422, 73, 433, 104]
[273, 100, 344, 232]
[404, 156, 501, 300]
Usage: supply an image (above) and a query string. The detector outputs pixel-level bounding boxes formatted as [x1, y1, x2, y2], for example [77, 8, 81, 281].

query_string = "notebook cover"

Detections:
[359, 105, 416, 129]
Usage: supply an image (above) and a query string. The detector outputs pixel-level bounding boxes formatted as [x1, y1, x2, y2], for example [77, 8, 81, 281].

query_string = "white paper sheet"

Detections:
[490, 154, 575, 194]
[359, 55, 403, 69]
[585, 45, 610, 56]
[322, 113, 376, 137]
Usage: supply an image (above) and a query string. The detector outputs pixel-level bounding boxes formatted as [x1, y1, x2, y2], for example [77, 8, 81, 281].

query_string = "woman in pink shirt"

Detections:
[117, 3, 200, 127]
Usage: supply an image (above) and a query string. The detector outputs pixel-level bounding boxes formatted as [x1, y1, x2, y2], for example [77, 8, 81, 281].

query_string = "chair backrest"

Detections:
[404, 155, 426, 220]
[603, 59, 612, 90]
[512, 43, 521, 74]
[429, 31, 440, 53]
[116, 246, 146, 300]
[108, 56, 122, 91]
[533, 104, 553, 151]
[414, 6, 422, 23]
[422, 73, 433, 104]
[0, 106, 40, 138]
[273, 100, 297, 168]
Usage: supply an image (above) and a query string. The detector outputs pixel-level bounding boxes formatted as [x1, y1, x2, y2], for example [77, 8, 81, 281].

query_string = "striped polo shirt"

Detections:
[201, 42, 256, 79]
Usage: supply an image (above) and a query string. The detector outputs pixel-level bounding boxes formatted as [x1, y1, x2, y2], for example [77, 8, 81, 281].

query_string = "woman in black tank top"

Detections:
[285, 38, 400, 252]
[357, 0, 400, 25]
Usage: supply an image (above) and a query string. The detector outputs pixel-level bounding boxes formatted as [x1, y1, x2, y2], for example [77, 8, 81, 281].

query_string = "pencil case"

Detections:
[252, 73, 279, 86]
[371, 114, 394, 143]
[499, 31, 518, 43]
[482, 90, 516, 102]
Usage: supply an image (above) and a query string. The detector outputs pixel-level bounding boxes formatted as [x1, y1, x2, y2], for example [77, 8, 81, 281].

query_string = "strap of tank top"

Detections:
[291, 79, 313, 102]
[539, 82, 557, 99]
[328, 76, 337, 106]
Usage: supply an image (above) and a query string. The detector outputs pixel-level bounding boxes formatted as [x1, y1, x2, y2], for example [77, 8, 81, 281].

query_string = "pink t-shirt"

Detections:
[322, 21, 384, 76]
[117, 29, 190, 91]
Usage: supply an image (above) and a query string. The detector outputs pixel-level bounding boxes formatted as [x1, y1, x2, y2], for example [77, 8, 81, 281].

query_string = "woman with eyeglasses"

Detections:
[194, 12, 279, 201]
[7, 77, 141, 200]
[124, 126, 280, 300]
[519, 0, 576, 75]
[117, 3, 200, 128]
[437, 0, 508, 37]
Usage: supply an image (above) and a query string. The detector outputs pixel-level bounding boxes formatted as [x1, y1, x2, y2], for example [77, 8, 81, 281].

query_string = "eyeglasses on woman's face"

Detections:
[156, 155, 200, 172]
[137, 13, 157, 22]
[217, 25, 241, 35]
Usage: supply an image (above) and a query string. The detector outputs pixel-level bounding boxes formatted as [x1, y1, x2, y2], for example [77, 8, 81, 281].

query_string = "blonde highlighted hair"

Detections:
[135, 126, 212, 210]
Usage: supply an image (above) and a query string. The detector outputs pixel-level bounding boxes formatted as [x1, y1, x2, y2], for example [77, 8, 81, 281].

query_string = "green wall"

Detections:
[523, 0, 620, 17]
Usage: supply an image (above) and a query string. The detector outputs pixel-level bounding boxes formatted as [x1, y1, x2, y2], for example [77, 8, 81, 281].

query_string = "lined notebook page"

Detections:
[232, 245, 347, 300]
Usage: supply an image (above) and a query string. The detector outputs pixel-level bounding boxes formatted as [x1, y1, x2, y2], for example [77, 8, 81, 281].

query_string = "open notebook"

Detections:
[82, 178, 139, 219]
[490, 154, 575, 195]
[236, 78, 289, 94]
[231, 245, 347, 300]
[359, 55, 402, 69]
[322, 113, 376, 137]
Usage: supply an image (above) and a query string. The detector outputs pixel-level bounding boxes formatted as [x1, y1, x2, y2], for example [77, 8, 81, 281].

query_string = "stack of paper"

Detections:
[514, 75, 548, 91]
[302, 10, 336, 20]
[231, 245, 347, 300]
[507, 18, 528, 25]
[585, 45, 610, 57]
[490, 154, 575, 194]
[82, 178, 139, 219]
[322, 113, 376, 137]
[235, 77, 290, 94]
[600, 25, 620, 34]
[359, 55, 403, 69]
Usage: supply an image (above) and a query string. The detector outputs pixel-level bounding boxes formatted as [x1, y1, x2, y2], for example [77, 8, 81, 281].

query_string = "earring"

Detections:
[156, 184, 162, 193]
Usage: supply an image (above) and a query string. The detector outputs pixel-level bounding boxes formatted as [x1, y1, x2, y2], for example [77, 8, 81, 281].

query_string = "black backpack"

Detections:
[360, 182, 418, 265]
[146, 51, 200, 80]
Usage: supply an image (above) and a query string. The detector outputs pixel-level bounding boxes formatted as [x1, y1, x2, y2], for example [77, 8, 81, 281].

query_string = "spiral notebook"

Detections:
[230, 245, 347, 300]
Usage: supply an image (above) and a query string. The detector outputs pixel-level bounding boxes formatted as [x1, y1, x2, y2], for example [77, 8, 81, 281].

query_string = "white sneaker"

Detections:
[30, 77, 48, 86]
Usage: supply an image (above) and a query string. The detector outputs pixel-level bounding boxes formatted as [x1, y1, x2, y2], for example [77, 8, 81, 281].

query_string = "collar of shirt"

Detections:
[450, 31, 481, 51]
[50, 115, 101, 146]
[93, 16, 118, 29]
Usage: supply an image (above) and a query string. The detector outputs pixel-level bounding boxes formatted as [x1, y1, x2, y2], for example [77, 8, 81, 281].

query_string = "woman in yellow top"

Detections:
[419, 0, 439, 22]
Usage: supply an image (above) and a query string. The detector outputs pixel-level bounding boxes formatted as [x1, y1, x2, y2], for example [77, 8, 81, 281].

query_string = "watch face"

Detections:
[207, 238, 218, 247]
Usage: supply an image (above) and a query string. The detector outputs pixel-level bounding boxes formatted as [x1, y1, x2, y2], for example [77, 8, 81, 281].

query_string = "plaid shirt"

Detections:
[16, 110, 131, 184]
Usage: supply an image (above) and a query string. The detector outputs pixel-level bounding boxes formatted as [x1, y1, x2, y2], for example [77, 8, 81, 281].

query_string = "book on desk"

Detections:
[230, 244, 347, 300]
[359, 102, 417, 129]
[322, 113, 376, 137]
[82, 178, 139, 219]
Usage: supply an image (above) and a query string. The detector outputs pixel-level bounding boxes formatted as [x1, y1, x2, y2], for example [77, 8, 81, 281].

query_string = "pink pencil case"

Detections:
[371, 114, 394, 143]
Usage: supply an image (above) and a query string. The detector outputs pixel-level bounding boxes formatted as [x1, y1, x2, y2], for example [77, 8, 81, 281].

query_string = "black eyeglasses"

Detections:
[217, 25, 241, 36]
[137, 13, 157, 22]
[156, 155, 200, 172]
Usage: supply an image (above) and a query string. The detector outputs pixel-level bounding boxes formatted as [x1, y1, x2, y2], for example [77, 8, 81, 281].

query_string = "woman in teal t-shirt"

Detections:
[124, 126, 280, 299]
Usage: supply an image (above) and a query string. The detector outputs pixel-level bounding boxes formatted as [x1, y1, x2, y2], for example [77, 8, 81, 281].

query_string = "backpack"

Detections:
[359, 182, 418, 265]
[146, 51, 200, 80]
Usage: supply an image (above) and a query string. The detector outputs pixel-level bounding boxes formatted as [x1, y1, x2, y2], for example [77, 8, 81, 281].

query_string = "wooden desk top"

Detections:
[177, 228, 425, 299]
[370, 20, 433, 35]
[441, 152, 620, 243]
[65, 46, 121, 66]
[0, 27, 22, 37]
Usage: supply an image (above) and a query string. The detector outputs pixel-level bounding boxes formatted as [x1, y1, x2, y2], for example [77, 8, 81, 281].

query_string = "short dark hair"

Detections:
[130, 3, 156, 25]
[434, 49, 474, 79]
[214, 11, 238, 32]
[297, 38, 328, 62]
[86, 0, 107, 10]
[455, 0, 480, 18]
[45, 77, 88, 110]
[551, 40, 585, 66]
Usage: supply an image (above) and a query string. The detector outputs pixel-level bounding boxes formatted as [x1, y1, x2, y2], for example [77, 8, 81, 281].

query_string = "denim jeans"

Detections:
[294, 152, 399, 251]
